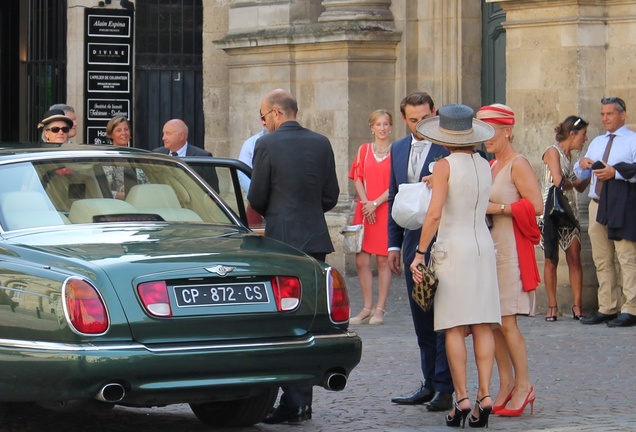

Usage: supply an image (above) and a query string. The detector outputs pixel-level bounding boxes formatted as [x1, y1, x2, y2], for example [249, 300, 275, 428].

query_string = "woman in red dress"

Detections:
[348, 109, 393, 325]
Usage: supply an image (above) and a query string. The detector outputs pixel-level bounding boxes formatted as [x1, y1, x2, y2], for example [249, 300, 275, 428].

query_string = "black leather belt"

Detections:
[592, 198, 599, 203]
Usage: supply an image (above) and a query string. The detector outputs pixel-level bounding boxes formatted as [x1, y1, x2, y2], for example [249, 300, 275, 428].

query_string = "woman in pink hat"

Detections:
[477, 104, 543, 418]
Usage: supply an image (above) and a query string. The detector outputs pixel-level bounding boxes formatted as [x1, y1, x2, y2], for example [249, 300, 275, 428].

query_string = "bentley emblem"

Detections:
[205, 265, 235, 276]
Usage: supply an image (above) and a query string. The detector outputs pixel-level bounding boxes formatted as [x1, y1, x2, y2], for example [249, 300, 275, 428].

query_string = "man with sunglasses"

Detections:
[248, 89, 339, 425]
[37, 109, 74, 144]
[575, 97, 636, 328]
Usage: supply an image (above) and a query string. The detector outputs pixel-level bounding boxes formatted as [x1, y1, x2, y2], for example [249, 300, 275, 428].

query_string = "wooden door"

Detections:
[134, 0, 203, 151]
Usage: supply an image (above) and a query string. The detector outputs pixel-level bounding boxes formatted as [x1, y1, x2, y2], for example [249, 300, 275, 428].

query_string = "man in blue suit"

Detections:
[388, 91, 453, 411]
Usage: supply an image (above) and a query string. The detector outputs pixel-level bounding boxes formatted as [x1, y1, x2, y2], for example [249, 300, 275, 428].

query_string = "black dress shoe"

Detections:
[391, 384, 434, 405]
[426, 391, 454, 411]
[606, 313, 636, 328]
[580, 311, 618, 325]
[262, 406, 312, 424]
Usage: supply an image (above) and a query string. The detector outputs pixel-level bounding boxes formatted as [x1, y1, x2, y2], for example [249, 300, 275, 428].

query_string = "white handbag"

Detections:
[391, 182, 432, 230]
[339, 224, 364, 254]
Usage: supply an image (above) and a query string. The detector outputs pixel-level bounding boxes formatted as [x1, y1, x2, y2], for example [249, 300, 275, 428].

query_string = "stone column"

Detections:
[318, 0, 394, 24]
[214, 0, 400, 272]
[496, 0, 623, 315]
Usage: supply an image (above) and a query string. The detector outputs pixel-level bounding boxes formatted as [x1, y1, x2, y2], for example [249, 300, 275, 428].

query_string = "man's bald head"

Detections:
[162, 119, 189, 152]
[260, 89, 298, 131]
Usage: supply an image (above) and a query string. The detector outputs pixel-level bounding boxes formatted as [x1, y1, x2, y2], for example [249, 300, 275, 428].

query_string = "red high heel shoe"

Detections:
[496, 386, 535, 417]
[491, 387, 513, 414]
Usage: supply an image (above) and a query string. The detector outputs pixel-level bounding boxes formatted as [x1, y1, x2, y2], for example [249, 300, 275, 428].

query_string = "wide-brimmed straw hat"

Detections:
[37, 109, 73, 130]
[416, 104, 495, 147]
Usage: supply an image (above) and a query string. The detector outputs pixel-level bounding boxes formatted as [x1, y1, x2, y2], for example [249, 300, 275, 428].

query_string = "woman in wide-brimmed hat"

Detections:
[410, 103, 501, 428]
[38, 109, 73, 143]
[476, 103, 543, 418]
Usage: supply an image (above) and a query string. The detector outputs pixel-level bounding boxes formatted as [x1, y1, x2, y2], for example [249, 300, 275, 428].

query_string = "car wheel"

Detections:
[190, 387, 278, 427]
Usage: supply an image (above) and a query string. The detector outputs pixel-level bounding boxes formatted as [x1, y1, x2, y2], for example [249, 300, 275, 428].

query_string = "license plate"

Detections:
[174, 282, 269, 307]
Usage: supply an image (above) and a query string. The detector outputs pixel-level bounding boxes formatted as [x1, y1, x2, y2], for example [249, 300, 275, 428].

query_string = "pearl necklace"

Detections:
[372, 142, 391, 157]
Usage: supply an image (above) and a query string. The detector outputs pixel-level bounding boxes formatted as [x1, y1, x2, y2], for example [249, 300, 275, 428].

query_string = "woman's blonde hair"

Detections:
[368, 109, 393, 127]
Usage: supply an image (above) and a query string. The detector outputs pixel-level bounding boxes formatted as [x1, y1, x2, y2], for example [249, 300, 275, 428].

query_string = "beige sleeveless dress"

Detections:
[433, 153, 501, 331]
[490, 156, 537, 316]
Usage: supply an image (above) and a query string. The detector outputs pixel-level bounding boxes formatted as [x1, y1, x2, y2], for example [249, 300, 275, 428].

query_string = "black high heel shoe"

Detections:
[572, 305, 584, 320]
[446, 397, 471, 428]
[468, 395, 492, 428]
[545, 306, 557, 322]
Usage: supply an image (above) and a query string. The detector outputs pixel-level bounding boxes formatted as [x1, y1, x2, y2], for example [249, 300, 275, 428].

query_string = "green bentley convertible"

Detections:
[0, 144, 361, 427]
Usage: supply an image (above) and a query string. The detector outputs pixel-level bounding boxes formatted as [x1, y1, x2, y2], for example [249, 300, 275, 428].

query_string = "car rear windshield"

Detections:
[0, 157, 235, 231]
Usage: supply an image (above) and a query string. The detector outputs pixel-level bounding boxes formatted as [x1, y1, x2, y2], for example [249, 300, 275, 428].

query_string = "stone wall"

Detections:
[57, 0, 636, 313]
[207, 1, 485, 273]
[499, 0, 636, 313]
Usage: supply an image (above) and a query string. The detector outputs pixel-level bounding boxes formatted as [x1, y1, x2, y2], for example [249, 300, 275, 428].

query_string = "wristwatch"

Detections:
[373, 201, 378, 207]
[500, 204, 505, 214]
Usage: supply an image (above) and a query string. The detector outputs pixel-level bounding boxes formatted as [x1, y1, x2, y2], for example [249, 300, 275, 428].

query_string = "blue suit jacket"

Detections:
[388, 135, 450, 264]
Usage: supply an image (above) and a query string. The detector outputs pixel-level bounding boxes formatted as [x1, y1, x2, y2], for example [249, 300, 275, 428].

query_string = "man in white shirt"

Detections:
[238, 128, 267, 193]
[575, 97, 636, 327]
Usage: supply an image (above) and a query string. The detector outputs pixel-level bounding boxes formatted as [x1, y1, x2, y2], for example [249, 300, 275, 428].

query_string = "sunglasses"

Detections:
[259, 109, 274, 121]
[601, 97, 626, 111]
[46, 126, 70, 133]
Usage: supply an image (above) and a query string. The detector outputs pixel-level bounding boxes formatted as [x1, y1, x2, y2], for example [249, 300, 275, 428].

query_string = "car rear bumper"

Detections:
[0, 331, 362, 406]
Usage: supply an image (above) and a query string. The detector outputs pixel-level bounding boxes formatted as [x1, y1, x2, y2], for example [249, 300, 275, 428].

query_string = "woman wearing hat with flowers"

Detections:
[477, 103, 543, 418]
[410, 104, 501, 428]
[38, 109, 74, 143]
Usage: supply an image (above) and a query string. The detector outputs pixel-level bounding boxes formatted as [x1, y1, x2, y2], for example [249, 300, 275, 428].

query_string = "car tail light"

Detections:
[271, 276, 301, 311]
[137, 281, 173, 317]
[327, 267, 350, 323]
[63, 277, 109, 335]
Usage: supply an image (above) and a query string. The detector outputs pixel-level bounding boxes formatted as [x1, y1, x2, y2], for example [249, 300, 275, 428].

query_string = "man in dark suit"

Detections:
[153, 119, 219, 191]
[248, 89, 339, 424]
[388, 91, 453, 411]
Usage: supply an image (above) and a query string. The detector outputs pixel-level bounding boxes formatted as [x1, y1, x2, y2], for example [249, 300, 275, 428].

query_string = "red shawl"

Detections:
[510, 198, 541, 292]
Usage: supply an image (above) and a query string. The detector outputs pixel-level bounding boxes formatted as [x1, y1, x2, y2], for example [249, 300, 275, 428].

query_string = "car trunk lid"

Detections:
[8, 224, 324, 344]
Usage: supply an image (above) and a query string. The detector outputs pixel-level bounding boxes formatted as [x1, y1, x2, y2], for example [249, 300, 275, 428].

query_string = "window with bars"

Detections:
[134, 0, 204, 151]
[21, 0, 68, 142]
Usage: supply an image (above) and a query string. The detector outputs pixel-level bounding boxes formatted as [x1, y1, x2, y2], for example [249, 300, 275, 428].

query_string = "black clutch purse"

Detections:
[546, 180, 578, 228]
[412, 262, 438, 312]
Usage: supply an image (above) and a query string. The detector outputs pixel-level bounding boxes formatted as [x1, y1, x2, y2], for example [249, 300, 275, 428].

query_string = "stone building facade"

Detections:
[6, 0, 636, 312]
[203, 0, 636, 313]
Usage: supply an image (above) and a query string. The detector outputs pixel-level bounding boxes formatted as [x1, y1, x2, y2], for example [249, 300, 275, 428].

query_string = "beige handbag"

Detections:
[340, 224, 364, 253]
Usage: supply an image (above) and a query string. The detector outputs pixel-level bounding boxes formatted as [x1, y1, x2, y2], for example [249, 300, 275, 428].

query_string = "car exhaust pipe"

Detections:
[321, 372, 347, 391]
[95, 383, 126, 403]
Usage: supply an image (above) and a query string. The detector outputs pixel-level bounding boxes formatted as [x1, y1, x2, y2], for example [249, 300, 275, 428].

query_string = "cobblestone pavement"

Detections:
[2, 274, 635, 431]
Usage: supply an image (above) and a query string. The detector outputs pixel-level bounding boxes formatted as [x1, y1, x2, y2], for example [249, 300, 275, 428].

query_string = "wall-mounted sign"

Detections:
[87, 71, 130, 93]
[87, 14, 132, 38]
[87, 99, 130, 120]
[88, 43, 130, 65]
[84, 8, 134, 146]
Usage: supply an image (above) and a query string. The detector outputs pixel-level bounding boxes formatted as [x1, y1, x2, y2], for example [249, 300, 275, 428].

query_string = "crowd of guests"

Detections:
[346, 92, 636, 429]
[36, 105, 219, 196]
[35, 92, 636, 428]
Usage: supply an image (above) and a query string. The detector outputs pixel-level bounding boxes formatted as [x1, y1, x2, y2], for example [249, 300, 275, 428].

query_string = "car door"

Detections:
[181, 156, 264, 234]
